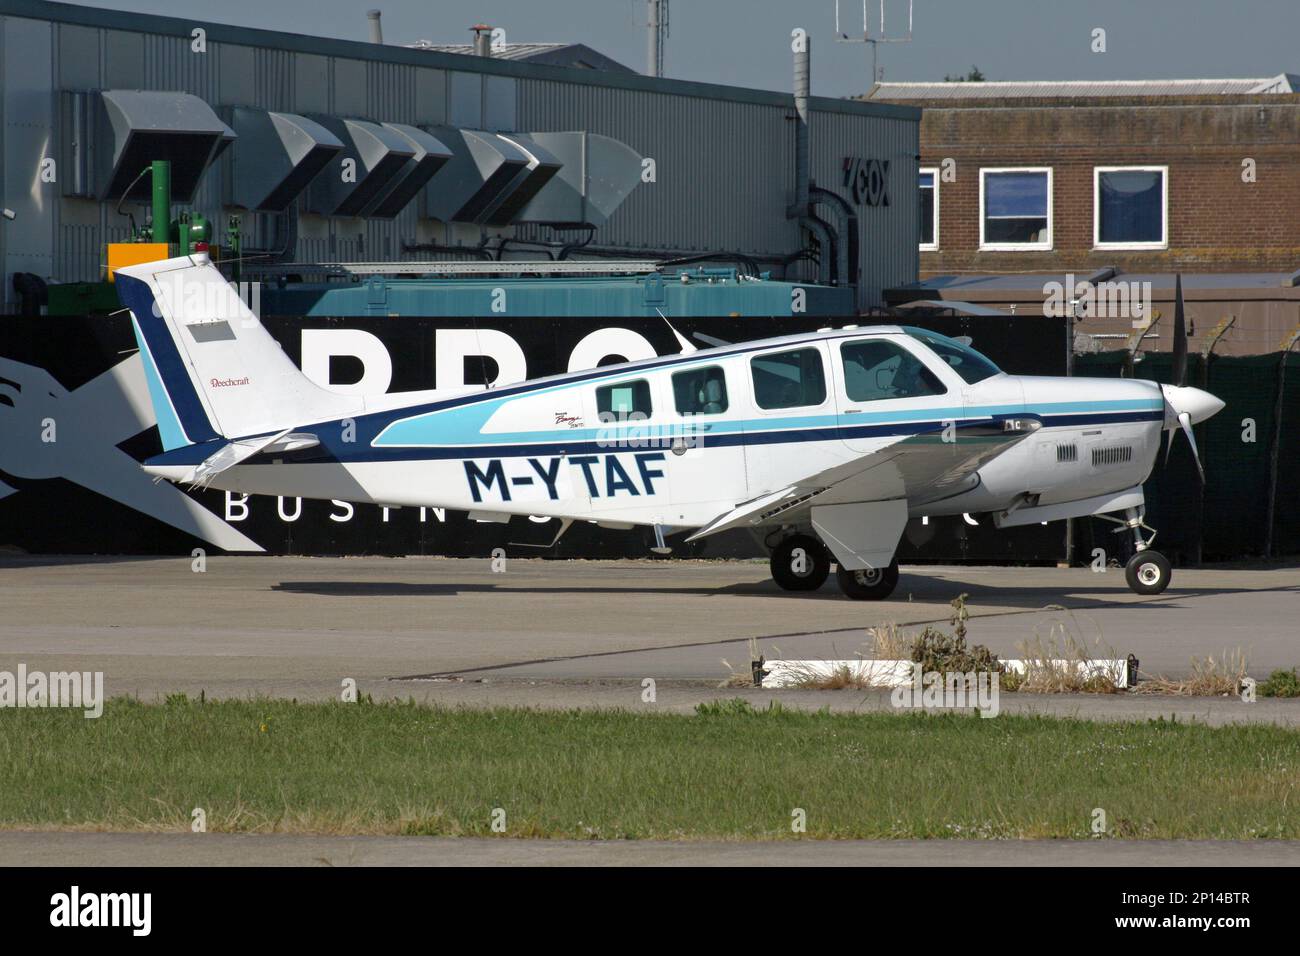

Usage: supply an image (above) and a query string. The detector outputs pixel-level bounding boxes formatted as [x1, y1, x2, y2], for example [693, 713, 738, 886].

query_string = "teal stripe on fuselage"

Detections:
[371, 391, 1162, 449]
[130, 315, 189, 451]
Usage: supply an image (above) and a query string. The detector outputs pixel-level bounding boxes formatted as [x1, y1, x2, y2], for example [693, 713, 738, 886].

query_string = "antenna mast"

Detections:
[647, 0, 670, 77]
[834, 0, 913, 84]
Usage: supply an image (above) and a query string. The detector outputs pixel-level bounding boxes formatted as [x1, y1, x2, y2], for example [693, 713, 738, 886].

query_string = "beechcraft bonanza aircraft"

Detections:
[116, 253, 1224, 599]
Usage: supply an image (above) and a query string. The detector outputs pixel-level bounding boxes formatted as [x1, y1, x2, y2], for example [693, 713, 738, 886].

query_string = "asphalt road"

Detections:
[0, 556, 1296, 710]
[2, 555, 1298, 866]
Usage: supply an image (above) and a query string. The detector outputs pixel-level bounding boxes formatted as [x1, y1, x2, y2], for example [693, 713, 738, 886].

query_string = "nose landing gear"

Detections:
[1103, 506, 1172, 595]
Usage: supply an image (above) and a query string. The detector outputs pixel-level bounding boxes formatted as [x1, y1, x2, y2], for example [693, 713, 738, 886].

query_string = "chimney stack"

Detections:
[471, 24, 493, 57]
[366, 9, 383, 45]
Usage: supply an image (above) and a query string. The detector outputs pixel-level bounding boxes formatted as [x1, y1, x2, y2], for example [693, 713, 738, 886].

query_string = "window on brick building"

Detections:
[980, 168, 1052, 250]
[1095, 166, 1167, 249]
[919, 168, 938, 250]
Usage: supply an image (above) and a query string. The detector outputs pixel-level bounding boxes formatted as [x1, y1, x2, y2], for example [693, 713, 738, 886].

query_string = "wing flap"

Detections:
[688, 420, 1035, 542]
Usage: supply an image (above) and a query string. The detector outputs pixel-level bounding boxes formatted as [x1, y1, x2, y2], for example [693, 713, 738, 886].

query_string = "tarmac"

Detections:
[0, 555, 1297, 721]
[2, 554, 1298, 865]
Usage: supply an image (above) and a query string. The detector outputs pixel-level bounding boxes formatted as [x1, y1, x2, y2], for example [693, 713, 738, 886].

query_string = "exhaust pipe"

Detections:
[366, 9, 383, 45]
[789, 34, 810, 217]
[646, 0, 665, 77]
[471, 24, 493, 57]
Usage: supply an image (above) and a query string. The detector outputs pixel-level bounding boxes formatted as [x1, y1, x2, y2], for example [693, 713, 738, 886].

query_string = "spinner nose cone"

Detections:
[1161, 385, 1226, 426]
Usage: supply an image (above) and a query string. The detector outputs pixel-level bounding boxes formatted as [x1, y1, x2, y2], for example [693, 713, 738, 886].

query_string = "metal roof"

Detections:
[867, 73, 1300, 100]
[0, 0, 914, 121]
[406, 40, 635, 73]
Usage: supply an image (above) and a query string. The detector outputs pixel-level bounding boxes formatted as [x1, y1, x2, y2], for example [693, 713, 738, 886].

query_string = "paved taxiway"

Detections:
[0, 556, 1297, 718]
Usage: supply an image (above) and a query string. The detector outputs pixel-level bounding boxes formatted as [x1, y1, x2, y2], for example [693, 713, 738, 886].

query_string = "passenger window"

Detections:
[751, 348, 827, 410]
[841, 340, 945, 402]
[672, 366, 729, 415]
[596, 379, 652, 420]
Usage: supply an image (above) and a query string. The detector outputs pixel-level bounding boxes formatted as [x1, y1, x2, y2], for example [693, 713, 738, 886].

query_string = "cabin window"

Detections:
[980, 168, 1051, 249]
[596, 379, 652, 421]
[751, 348, 827, 410]
[672, 366, 729, 415]
[840, 340, 945, 402]
[904, 329, 1001, 385]
[1094, 166, 1167, 249]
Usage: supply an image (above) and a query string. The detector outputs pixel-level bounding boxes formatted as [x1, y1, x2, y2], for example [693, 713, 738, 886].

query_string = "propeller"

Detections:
[1161, 274, 1212, 482]
[1171, 273, 1188, 388]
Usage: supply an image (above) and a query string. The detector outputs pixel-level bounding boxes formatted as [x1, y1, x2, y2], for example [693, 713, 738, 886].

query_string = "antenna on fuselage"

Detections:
[656, 308, 698, 354]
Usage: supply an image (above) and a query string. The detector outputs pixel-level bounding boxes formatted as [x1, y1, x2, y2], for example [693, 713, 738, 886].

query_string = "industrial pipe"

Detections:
[647, 0, 664, 77]
[789, 35, 810, 217]
[366, 9, 383, 44]
[151, 160, 170, 247]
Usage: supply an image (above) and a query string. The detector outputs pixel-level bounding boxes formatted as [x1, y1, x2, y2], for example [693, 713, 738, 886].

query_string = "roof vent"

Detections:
[305, 116, 414, 217]
[513, 131, 643, 227]
[363, 123, 452, 218]
[225, 108, 343, 212]
[93, 90, 235, 202]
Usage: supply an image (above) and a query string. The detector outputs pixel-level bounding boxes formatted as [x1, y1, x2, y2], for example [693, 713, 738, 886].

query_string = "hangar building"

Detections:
[0, 0, 921, 314]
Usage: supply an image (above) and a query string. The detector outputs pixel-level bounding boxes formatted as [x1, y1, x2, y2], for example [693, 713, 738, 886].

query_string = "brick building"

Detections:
[867, 76, 1300, 354]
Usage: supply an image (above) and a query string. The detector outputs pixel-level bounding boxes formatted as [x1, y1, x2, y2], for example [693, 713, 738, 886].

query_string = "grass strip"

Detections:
[0, 697, 1296, 839]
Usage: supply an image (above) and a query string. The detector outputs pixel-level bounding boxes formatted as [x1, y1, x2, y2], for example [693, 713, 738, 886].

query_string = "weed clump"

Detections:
[909, 594, 1005, 677]
[1260, 668, 1300, 698]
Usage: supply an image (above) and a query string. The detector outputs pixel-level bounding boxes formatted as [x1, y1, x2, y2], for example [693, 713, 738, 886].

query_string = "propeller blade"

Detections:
[1178, 410, 1205, 483]
[1172, 273, 1188, 387]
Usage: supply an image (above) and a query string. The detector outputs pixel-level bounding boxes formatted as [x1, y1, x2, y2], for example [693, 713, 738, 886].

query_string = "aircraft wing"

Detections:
[686, 419, 1036, 568]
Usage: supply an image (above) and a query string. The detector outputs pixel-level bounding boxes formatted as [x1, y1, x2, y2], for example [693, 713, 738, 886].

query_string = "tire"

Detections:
[1125, 550, 1171, 595]
[770, 535, 830, 591]
[835, 560, 900, 600]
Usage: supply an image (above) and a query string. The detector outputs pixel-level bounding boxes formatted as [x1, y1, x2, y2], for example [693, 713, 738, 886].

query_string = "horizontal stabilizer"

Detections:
[179, 428, 321, 487]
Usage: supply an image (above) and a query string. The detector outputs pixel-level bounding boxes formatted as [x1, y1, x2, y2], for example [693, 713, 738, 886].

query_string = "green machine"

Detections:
[48, 159, 224, 315]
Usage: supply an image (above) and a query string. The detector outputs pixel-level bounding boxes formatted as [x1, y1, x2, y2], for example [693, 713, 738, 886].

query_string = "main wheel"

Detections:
[835, 560, 900, 600]
[769, 534, 830, 591]
[1125, 550, 1171, 595]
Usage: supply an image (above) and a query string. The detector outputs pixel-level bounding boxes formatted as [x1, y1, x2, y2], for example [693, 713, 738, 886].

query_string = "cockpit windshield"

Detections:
[902, 328, 1002, 385]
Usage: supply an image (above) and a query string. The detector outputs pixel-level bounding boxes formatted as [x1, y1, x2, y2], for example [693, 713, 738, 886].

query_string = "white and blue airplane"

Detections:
[115, 253, 1224, 598]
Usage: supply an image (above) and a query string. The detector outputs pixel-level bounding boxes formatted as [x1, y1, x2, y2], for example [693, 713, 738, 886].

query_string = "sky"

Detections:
[67, 0, 1300, 98]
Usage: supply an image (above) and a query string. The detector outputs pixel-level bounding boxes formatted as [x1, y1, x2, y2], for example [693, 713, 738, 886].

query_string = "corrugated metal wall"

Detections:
[2, 4, 917, 313]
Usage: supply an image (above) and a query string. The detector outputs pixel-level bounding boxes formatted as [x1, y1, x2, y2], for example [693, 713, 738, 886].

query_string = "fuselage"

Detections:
[146, 325, 1168, 529]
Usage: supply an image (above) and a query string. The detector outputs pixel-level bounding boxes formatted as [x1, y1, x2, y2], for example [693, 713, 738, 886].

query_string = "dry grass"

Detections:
[1131, 648, 1250, 697]
[776, 662, 876, 690]
[867, 621, 911, 660]
[718, 637, 761, 688]
[1012, 607, 1121, 693]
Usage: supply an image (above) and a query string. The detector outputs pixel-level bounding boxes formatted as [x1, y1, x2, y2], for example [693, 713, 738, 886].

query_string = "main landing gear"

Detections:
[1104, 506, 1172, 596]
[835, 560, 900, 601]
[769, 534, 830, 591]
[768, 533, 899, 600]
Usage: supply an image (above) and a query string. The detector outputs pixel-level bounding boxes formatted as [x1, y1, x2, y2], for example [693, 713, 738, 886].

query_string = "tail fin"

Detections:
[115, 253, 360, 450]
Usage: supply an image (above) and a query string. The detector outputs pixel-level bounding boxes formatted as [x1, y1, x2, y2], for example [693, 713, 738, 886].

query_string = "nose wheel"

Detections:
[1101, 505, 1173, 595]
[1125, 550, 1171, 595]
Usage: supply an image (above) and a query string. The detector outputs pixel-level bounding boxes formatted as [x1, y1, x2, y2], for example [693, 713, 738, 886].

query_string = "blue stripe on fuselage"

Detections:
[144, 407, 1163, 468]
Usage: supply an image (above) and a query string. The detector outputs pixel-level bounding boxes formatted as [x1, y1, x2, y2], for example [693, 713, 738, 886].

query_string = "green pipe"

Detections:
[151, 160, 170, 247]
